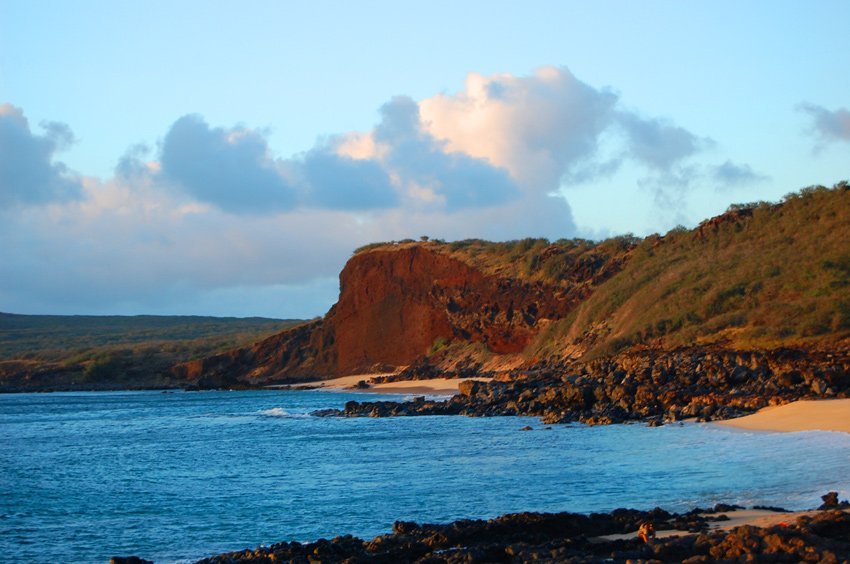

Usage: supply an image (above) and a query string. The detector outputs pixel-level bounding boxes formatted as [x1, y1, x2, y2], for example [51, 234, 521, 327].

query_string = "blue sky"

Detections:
[1, 1, 848, 318]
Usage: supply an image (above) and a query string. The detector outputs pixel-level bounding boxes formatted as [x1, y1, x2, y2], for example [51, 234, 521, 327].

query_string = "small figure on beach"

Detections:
[637, 521, 656, 544]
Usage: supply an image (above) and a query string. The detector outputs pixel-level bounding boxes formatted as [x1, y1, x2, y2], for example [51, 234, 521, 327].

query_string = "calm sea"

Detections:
[1, 390, 849, 563]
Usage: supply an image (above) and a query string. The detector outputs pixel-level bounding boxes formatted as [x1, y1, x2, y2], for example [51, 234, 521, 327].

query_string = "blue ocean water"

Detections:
[1, 390, 849, 563]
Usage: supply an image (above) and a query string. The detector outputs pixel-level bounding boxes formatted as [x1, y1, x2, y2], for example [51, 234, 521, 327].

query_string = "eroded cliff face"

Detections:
[331, 247, 462, 373]
[332, 246, 579, 369]
[175, 244, 619, 387]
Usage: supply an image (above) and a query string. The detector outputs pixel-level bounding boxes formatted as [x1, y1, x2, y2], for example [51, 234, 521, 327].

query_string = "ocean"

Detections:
[1, 389, 849, 563]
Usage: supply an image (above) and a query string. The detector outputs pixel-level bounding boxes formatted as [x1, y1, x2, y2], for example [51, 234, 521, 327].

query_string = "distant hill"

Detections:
[0, 314, 304, 391]
[176, 181, 850, 388]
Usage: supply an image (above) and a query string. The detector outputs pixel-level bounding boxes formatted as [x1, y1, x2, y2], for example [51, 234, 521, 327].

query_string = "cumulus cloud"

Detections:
[159, 114, 298, 213]
[121, 67, 728, 221]
[0, 175, 356, 316]
[2, 66, 763, 316]
[115, 143, 154, 178]
[300, 147, 398, 210]
[0, 103, 82, 207]
[39, 120, 76, 150]
[798, 103, 850, 146]
[638, 159, 769, 211]
[152, 107, 521, 214]
[419, 66, 619, 189]
[370, 96, 521, 210]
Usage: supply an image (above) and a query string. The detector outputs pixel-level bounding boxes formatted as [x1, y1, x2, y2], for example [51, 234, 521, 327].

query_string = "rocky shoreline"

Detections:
[112, 495, 850, 563]
[313, 347, 850, 426]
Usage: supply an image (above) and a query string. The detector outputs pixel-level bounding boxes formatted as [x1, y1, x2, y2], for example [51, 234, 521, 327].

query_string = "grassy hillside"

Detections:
[0, 313, 301, 360]
[0, 314, 304, 390]
[529, 181, 850, 360]
[355, 182, 849, 366]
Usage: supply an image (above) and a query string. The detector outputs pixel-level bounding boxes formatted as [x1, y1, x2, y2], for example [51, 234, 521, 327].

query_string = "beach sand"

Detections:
[287, 373, 491, 395]
[594, 508, 836, 542]
[716, 398, 850, 433]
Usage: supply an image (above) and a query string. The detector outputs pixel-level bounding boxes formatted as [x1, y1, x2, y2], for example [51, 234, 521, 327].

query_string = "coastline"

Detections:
[286, 374, 493, 395]
[13, 387, 849, 562]
[594, 507, 840, 541]
[190, 503, 850, 563]
[715, 398, 850, 434]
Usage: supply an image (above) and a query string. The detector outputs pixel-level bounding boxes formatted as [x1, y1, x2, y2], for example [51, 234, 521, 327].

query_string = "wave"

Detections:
[400, 394, 446, 402]
[257, 407, 312, 418]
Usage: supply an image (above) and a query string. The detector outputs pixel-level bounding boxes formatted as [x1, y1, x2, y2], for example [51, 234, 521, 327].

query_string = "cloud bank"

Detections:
[1, 67, 767, 317]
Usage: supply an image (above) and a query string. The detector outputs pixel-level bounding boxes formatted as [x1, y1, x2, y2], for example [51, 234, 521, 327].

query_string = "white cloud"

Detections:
[2, 66, 767, 316]
[0, 175, 356, 315]
[419, 66, 619, 190]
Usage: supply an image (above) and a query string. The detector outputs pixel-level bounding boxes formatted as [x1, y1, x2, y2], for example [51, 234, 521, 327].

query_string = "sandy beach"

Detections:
[594, 507, 844, 542]
[287, 374, 492, 395]
[716, 399, 850, 433]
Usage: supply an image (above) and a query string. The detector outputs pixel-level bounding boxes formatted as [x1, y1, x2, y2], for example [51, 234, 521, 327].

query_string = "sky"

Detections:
[1, 1, 848, 319]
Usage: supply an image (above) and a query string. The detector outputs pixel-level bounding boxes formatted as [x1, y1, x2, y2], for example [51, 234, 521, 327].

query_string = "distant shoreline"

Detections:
[282, 373, 492, 395]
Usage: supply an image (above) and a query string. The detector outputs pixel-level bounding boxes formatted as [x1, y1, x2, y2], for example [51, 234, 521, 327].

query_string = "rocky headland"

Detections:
[169, 184, 850, 430]
[4, 183, 848, 407]
[170, 238, 630, 388]
[313, 347, 850, 425]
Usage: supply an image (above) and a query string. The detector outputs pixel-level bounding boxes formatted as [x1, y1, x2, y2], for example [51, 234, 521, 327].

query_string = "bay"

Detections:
[1, 390, 849, 563]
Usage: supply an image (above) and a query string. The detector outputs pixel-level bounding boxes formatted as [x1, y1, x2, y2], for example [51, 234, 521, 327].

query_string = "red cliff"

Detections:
[174, 242, 625, 387]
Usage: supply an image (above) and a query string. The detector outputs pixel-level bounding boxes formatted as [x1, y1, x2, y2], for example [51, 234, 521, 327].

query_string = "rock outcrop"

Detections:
[174, 244, 625, 387]
[314, 347, 850, 425]
[194, 505, 850, 563]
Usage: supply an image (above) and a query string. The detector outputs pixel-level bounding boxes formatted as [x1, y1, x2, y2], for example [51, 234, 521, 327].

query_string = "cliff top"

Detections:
[353, 234, 635, 289]
[354, 181, 850, 359]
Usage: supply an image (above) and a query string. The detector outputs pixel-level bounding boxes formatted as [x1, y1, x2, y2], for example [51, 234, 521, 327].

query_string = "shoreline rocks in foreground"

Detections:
[184, 499, 850, 563]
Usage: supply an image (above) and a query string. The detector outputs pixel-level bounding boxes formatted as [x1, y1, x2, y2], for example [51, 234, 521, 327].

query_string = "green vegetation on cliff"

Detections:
[356, 182, 849, 366]
[530, 181, 850, 360]
[355, 235, 636, 288]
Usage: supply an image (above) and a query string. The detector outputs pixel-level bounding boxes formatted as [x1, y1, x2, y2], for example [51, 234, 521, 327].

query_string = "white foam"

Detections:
[257, 407, 311, 418]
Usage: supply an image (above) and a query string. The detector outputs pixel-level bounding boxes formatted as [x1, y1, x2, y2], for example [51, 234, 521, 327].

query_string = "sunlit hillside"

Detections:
[531, 181, 850, 360]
